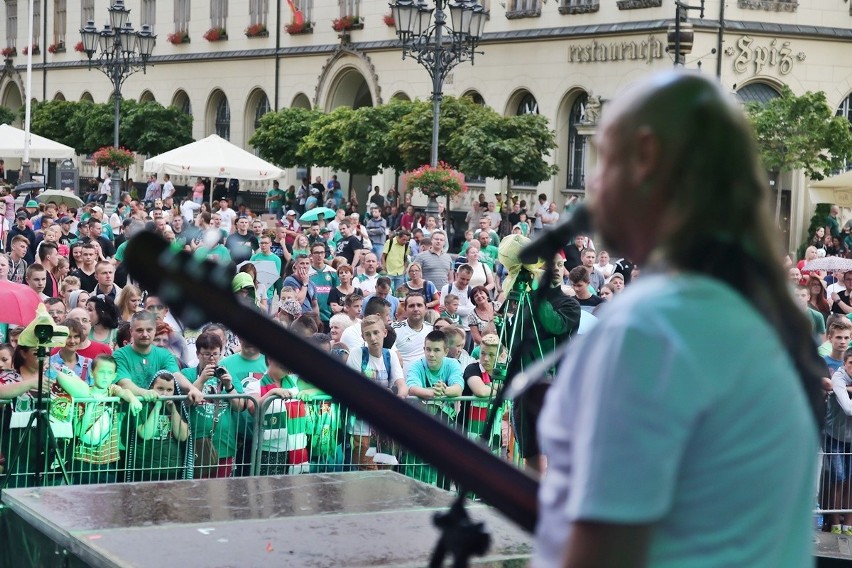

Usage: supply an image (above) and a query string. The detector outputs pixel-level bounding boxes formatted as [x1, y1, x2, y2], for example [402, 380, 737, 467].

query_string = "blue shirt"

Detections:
[405, 357, 464, 390]
[282, 275, 317, 314]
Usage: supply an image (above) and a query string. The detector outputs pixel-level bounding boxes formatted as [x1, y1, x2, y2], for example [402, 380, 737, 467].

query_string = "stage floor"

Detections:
[0, 471, 532, 567]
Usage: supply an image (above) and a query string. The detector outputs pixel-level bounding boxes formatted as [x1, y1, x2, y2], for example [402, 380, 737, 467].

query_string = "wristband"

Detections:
[225, 385, 235, 393]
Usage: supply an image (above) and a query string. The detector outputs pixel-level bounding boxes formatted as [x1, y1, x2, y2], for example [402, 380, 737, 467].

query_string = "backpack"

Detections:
[360, 347, 394, 388]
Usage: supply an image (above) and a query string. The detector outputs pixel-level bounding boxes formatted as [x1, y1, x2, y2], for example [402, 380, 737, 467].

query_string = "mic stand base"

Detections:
[429, 496, 491, 568]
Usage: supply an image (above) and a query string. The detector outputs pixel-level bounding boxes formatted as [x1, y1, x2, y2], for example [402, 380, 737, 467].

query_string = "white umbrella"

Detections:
[36, 189, 84, 208]
[803, 257, 852, 272]
[0, 124, 75, 159]
[143, 135, 284, 181]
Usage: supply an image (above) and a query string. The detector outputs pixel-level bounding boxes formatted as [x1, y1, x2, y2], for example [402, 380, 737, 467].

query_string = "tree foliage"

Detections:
[249, 96, 558, 182]
[249, 107, 320, 168]
[746, 87, 852, 181]
[30, 98, 193, 155]
[0, 106, 16, 125]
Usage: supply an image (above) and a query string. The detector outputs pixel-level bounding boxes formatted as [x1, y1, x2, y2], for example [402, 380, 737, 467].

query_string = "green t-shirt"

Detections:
[114, 240, 128, 262]
[131, 403, 185, 477]
[114, 345, 179, 390]
[266, 187, 286, 211]
[221, 353, 268, 441]
[309, 269, 339, 323]
[182, 366, 245, 458]
[194, 244, 232, 265]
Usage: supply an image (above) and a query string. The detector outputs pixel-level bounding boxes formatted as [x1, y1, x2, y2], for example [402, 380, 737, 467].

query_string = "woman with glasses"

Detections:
[394, 263, 439, 318]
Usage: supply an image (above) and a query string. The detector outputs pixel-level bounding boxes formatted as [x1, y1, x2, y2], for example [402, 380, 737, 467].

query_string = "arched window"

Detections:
[173, 91, 192, 116]
[254, 93, 270, 129]
[517, 93, 539, 115]
[567, 94, 587, 190]
[837, 93, 852, 123]
[735, 82, 780, 106]
[215, 96, 230, 140]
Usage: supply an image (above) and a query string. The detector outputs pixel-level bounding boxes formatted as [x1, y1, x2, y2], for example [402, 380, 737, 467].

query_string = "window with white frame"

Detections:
[559, 0, 598, 14]
[53, 0, 66, 45]
[215, 96, 230, 140]
[174, 0, 190, 33]
[211, 0, 228, 30]
[141, 0, 156, 32]
[81, 0, 93, 27]
[295, 0, 313, 25]
[506, 0, 540, 18]
[249, 0, 268, 27]
[837, 94, 852, 123]
[32, 0, 40, 47]
[566, 94, 587, 190]
[338, 0, 360, 20]
[6, 1, 17, 48]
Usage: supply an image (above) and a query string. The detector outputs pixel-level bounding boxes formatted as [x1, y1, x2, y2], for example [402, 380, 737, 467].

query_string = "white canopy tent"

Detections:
[0, 124, 76, 160]
[809, 170, 852, 207]
[143, 134, 285, 181]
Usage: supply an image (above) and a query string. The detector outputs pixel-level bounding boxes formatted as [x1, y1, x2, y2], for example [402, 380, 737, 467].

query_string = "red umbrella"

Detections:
[0, 279, 42, 326]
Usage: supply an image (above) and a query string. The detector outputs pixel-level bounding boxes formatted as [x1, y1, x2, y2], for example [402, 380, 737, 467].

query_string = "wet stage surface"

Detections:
[1, 471, 532, 567]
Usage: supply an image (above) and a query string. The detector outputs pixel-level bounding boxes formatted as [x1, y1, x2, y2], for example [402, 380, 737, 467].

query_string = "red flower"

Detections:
[383, 13, 395, 26]
[74, 41, 84, 52]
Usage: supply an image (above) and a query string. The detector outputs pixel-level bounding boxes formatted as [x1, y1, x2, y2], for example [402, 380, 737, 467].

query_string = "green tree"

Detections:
[299, 100, 415, 175]
[249, 107, 320, 167]
[0, 105, 15, 125]
[746, 87, 852, 223]
[387, 96, 481, 171]
[30, 100, 85, 149]
[448, 109, 558, 184]
[122, 101, 193, 155]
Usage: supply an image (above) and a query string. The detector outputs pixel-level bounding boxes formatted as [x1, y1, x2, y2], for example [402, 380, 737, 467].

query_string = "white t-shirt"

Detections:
[391, 320, 433, 375]
[218, 207, 237, 233]
[346, 346, 404, 435]
[534, 273, 818, 568]
[357, 273, 380, 296]
[162, 180, 175, 199]
[180, 200, 201, 224]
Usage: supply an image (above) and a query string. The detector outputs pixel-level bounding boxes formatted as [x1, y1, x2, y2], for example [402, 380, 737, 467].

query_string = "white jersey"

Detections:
[391, 320, 433, 375]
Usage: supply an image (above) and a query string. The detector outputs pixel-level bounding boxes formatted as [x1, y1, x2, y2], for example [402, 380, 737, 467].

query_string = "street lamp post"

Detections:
[667, 0, 705, 67]
[80, 0, 156, 205]
[390, 0, 487, 216]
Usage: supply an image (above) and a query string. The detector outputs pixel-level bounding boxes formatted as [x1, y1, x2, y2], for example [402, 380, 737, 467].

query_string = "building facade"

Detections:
[2, 0, 852, 250]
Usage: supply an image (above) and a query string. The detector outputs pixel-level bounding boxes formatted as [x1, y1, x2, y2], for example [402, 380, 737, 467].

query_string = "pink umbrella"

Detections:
[0, 279, 41, 326]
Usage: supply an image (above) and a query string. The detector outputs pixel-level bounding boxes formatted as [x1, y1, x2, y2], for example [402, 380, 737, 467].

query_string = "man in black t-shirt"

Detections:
[568, 266, 604, 309]
[335, 221, 364, 268]
[225, 216, 258, 263]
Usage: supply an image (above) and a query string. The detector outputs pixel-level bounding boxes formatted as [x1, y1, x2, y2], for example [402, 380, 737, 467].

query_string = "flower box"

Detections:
[286, 21, 313, 34]
[74, 41, 85, 53]
[332, 16, 363, 32]
[48, 42, 65, 54]
[167, 31, 191, 44]
[203, 27, 228, 42]
[93, 146, 136, 170]
[403, 162, 468, 199]
[1, 47, 15, 57]
[383, 13, 395, 27]
[21, 45, 40, 56]
[245, 23, 269, 37]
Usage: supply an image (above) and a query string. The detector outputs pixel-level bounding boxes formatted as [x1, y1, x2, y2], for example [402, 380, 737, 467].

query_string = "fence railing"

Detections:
[0, 394, 523, 494]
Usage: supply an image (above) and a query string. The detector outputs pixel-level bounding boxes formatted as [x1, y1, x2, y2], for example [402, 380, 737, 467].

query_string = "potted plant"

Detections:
[403, 162, 468, 208]
[383, 13, 395, 27]
[203, 27, 228, 41]
[332, 15, 363, 32]
[286, 21, 312, 34]
[48, 42, 65, 54]
[74, 41, 85, 53]
[93, 146, 136, 170]
[1, 47, 15, 57]
[167, 31, 191, 44]
[21, 45, 39, 55]
[245, 23, 268, 37]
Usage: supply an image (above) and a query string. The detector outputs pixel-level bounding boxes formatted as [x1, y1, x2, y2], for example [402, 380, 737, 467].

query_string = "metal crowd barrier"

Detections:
[0, 393, 523, 495]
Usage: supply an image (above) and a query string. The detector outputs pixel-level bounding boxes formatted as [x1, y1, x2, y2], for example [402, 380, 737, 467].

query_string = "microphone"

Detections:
[519, 203, 592, 264]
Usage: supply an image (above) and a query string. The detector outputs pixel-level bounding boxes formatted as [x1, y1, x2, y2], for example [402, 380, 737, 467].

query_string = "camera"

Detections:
[214, 367, 227, 379]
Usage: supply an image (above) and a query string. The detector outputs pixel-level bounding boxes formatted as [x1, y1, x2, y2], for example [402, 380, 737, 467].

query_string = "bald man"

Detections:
[534, 72, 822, 567]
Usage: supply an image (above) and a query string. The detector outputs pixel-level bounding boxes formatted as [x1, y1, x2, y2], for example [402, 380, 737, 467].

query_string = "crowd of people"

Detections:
[0, 178, 635, 487]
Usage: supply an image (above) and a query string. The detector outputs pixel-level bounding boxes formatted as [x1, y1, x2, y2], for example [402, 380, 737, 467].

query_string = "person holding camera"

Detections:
[181, 331, 248, 479]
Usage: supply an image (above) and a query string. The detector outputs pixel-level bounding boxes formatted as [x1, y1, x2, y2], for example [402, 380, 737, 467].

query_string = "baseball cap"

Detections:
[280, 298, 302, 317]
[285, 209, 297, 217]
[91, 206, 103, 214]
[320, 227, 331, 234]
[58, 216, 73, 224]
[16, 212, 27, 220]
[25, 200, 38, 208]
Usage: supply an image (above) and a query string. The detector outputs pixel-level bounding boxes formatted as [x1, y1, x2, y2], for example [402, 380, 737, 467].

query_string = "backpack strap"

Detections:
[360, 346, 370, 376]
[383, 348, 393, 385]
